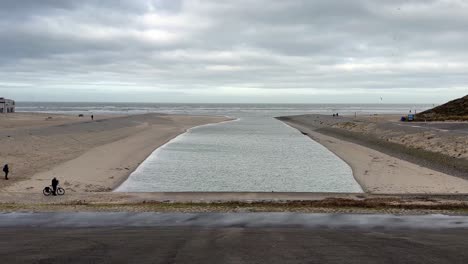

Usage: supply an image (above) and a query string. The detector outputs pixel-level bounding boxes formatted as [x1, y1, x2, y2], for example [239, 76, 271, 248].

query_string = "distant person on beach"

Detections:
[91, 115, 94, 121]
[51, 177, 59, 196]
[3, 164, 9, 180]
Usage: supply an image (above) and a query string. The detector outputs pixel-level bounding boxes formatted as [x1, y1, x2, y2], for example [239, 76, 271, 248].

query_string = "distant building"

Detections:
[0, 98, 15, 113]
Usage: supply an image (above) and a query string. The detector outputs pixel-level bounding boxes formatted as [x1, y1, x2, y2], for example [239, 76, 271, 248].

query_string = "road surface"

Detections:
[1, 212, 468, 263]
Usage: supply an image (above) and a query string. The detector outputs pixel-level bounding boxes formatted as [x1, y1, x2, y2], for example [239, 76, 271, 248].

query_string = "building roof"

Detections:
[0, 98, 15, 103]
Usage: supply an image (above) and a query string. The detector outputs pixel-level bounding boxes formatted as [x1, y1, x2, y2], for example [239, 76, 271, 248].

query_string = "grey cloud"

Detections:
[0, 0, 467, 102]
[0, 0, 76, 14]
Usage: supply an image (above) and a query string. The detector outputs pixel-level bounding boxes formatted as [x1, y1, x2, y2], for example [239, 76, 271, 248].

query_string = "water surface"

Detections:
[116, 117, 362, 192]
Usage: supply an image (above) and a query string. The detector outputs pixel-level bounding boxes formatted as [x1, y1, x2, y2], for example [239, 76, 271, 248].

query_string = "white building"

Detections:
[0, 98, 15, 113]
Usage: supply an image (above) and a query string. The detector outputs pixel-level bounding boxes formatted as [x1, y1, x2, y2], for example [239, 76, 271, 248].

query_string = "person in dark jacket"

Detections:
[51, 177, 59, 196]
[3, 164, 9, 180]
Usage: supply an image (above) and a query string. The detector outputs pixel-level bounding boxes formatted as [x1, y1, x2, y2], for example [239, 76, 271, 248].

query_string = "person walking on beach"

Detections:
[3, 164, 9, 180]
[91, 115, 94, 121]
[51, 177, 59, 196]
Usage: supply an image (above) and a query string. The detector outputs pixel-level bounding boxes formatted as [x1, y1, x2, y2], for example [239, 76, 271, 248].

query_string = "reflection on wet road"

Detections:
[2, 212, 468, 229]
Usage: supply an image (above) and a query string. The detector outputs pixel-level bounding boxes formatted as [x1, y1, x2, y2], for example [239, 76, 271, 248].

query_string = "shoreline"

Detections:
[277, 115, 468, 194]
[110, 126, 189, 191]
[280, 120, 366, 191]
[1, 113, 231, 193]
[114, 117, 239, 191]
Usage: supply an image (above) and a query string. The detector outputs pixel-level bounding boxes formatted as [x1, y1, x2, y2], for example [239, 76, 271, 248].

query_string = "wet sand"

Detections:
[1, 191, 468, 215]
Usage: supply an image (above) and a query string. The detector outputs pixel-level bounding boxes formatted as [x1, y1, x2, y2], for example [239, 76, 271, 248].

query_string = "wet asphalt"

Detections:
[1, 212, 468, 263]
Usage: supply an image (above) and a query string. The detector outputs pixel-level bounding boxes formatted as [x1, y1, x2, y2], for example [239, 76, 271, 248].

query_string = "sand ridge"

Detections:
[1, 113, 230, 193]
[280, 116, 468, 194]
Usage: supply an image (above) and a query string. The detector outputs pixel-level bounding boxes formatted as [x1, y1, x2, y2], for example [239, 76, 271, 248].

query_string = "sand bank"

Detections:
[1, 113, 229, 193]
[279, 116, 468, 194]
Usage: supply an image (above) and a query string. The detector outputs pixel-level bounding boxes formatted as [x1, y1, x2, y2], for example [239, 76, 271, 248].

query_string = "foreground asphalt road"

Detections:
[1, 227, 468, 263]
[1, 213, 468, 263]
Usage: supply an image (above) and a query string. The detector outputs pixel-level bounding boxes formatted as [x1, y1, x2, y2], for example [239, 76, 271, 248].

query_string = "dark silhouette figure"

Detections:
[3, 164, 9, 180]
[91, 115, 94, 121]
[51, 177, 59, 196]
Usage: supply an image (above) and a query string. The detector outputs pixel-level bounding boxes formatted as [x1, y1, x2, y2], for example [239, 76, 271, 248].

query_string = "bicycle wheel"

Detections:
[57, 187, 65, 195]
[43, 187, 51, 196]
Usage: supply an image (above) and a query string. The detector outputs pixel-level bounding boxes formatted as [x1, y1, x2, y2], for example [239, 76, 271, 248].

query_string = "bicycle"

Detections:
[43, 185, 65, 196]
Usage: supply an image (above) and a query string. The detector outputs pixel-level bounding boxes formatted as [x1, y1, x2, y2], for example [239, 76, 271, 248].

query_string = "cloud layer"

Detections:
[1, 0, 467, 102]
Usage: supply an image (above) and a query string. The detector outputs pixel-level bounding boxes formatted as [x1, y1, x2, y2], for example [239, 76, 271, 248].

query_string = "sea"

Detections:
[18, 102, 432, 193]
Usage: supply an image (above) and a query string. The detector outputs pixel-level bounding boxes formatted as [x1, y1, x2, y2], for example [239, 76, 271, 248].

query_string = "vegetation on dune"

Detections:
[417, 95, 468, 121]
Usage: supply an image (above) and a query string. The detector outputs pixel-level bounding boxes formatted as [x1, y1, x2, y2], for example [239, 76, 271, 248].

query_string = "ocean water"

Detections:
[17, 102, 432, 117]
[19, 102, 431, 192]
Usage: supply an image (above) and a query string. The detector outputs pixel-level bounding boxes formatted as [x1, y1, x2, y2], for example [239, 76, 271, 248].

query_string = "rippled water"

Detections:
[116, 116, 363, 192]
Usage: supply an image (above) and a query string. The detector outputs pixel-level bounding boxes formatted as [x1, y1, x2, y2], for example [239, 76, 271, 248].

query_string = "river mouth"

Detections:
[116, 116, 363, 193]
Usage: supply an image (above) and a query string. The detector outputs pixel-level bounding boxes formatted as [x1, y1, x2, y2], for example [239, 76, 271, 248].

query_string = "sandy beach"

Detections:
[0, 113, 230, 193]
[278, 115, 468, 194]
[2, 111, 468, 199]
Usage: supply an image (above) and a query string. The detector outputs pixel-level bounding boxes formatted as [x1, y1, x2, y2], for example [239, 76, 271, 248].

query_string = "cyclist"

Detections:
[51, 177, 59, 196]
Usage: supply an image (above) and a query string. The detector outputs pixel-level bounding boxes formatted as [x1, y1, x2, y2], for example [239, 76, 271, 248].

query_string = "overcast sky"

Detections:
[0, 0, 467, 103]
